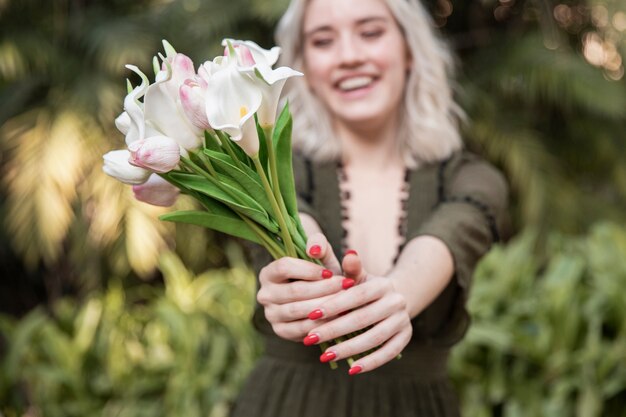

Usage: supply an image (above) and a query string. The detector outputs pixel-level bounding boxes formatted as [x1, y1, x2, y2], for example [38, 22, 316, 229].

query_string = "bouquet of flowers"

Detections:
[103, 39, 308, 260]
[103, 39, 353, 367]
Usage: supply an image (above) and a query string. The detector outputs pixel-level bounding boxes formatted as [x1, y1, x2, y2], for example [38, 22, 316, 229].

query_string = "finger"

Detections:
[314, 313, 408, 358]
[345, 328, 412, 375]
[307, 232, 341, 274]
[341, 250, 368, 284]
[306, 279, 392, 321]
[270, 317, 331, 342]
[261, 275, 345, 307]
[307, 295, 402, 342]
[260, 257, 333, 284]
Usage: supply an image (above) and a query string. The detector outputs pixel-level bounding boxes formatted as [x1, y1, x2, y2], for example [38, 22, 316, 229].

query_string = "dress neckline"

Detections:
[336, 160, 411, 274]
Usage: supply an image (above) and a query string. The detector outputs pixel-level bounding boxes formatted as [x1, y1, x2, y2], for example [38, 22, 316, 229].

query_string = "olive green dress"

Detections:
[231, 151, 508, 417]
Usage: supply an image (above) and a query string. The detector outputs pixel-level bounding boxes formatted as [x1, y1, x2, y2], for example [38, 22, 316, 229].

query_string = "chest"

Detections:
[339, 166, 409, 276]
[304, 159, 441, 272]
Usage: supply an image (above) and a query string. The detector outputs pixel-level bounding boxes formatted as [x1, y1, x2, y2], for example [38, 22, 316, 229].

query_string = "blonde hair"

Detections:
[275, 0, 464, 167]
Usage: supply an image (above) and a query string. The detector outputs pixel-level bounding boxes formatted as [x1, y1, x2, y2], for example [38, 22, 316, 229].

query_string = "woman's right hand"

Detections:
[257, 232, 350, 342]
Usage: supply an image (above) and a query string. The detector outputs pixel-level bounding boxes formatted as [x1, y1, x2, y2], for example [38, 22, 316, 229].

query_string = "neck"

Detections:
[335, 116, 403, 170]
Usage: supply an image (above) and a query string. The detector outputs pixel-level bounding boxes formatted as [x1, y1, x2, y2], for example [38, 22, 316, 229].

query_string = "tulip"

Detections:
[132, 174, 179, 207]
[128, 136, 181, 173]
[143, 55, 203, 150]
[103, 150, 151, 185]
[121, 63, 202, 151]
[179, 77, 211, 130]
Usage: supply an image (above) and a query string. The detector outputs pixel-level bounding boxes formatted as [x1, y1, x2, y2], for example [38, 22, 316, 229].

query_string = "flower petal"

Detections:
[128, 136, 181, 173]
[133, 173, 179, 207]
[103, 149, 151, 185]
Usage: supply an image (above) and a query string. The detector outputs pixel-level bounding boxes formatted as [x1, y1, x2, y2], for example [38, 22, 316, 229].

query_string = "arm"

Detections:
[303, 154, 509, 374]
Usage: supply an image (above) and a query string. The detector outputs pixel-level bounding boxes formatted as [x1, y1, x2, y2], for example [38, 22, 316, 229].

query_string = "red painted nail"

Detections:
[308, 309, 324, 320]
[342, 278, 355, 290]
[320, 351, 336, 363]
[321, 269, 333, 279]
[345, 249, 358, 256]
[303, 333, 320, 346]
[349, 365, 363, 375]
[309, 244, 321, 256]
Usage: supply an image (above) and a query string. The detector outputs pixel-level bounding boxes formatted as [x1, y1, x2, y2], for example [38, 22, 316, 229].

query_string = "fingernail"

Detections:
[320, 351, 336, 363]
[308, 309, 324, 320]
[303, 333, 320, 346]
[349, 365, 363, 375]
[345, 249, 358, 256]
[342, 278, 355, 289]
[321, 269, 333, 279]
[309, 244, 321, 256]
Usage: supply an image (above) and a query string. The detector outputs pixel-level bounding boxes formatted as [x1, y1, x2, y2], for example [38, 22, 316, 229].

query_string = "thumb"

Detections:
[341, 250, 368, 284]
[306, 232, 341, 275]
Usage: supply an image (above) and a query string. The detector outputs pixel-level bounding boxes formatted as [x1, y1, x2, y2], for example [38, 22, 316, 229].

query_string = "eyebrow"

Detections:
[304, 16, 389, 37]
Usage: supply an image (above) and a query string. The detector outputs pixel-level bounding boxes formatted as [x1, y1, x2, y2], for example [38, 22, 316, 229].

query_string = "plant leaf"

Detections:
[160, 210, 263, 244]
[204, 150, 273, 215]
[168, 172, 278, 233]
[272, 103, 300, 224]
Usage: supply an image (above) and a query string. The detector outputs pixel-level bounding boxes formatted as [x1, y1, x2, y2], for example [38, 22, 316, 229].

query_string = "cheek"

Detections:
[303, 61, 332, 93]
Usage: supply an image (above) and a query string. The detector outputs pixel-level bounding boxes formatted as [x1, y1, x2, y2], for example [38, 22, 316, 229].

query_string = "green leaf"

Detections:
[255, 114, 270, 175]
[272, 103, 299, 221]
[204, 130, 222, 153]
[160, 211, 263, 244]
[168, 172, 278, 233]
[204, 150, 273, 215]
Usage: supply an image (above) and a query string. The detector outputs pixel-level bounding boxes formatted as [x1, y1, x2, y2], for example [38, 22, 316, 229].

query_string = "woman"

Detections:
[231, 0, 508, 415]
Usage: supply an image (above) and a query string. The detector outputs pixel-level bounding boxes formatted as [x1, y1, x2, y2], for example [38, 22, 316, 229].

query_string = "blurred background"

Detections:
[0, 0, 625, 416]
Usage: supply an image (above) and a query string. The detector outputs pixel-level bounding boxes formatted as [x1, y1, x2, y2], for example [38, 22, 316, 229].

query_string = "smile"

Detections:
[336, 76, 376, 92]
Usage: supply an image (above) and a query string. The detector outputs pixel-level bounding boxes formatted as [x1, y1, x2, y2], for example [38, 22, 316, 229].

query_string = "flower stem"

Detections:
[263, 126, 299, 240]
[215, 130, 245, 170]
[252, 155, 296, 258]
[241, 216, 285, 259]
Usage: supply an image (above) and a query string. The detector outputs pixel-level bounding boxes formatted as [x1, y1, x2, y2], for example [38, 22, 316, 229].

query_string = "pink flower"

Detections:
[128, 136, 180, 173]
[179, 77, 211, 130]
[132, 174, 179, 207]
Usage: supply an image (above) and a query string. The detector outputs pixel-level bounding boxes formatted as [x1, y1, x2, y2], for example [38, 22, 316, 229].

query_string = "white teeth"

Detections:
[338, 76, 373, 91]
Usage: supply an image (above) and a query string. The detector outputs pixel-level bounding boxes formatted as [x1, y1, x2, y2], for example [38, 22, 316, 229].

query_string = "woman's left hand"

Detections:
[304, 252, 413, 374]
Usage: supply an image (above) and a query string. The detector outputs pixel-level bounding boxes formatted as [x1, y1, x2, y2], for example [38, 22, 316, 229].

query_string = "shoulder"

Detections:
[440, 150, 508, 210]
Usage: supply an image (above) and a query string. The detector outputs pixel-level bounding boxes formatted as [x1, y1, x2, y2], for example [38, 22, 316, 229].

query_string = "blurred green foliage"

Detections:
[450, 222, 626, 416]
[1, 0, 626, 415]
[0, 246, 260, 417]
[2, 223, 625, 416]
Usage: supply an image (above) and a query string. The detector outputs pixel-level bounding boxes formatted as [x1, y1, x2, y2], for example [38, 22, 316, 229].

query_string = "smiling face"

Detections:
[302, 0, 411, 131]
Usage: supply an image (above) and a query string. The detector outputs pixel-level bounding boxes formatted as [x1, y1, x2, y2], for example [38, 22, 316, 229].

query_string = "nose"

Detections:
[337, 33, 365, 67]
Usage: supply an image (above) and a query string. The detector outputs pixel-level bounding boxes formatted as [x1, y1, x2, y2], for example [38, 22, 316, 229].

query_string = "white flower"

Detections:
[179, 77, 211, 130]
[118, 40, 202, 151]
[223, 39, 302, 128]
[132, 174, 179, 207]
[103, 150, 151, 185]
[128, 136, 181, 173]
[205, 53, 263, 156]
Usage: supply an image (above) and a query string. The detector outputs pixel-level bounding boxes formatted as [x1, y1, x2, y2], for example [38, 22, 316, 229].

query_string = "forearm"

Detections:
[387, 235, 454, 319]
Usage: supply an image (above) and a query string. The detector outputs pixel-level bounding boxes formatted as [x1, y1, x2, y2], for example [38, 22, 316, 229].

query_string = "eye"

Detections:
[310, 37, 334, 48]
[361, 28, 384, 39]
